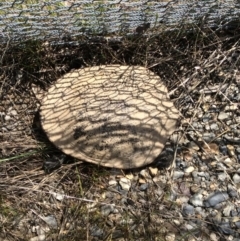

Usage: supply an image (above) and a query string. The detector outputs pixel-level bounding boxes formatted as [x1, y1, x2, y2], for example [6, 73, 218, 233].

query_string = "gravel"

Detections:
[1, 54, 240, 241]
[182, 204, 195, 216]
[67, 86, 240, 238]
[119, 177, 131, 191]
[204, 191, 230, 208]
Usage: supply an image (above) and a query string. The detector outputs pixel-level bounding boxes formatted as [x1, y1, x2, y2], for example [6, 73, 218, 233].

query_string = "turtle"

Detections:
[34, 65, 179, 169]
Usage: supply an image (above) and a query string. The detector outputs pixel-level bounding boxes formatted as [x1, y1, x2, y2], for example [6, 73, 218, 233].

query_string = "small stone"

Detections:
[149, 167, 158, 177]
[237, 154, 240, 162]
[165, 190, 177, 202]
[218, 172, 227, 182]
[139, 169, 150, 179]
[188, 141, 200, 151]
[232, 173, 240, 184]
[223, 157, 234, 167]
[204, 191, 229, 208]
[112, 229, 124, 239]
[187, 237, 196, 241]
[218, 112, 230, 121]
[198, 171, 210, 180]
[176, 159, 187, 169]
[184, 223, 196, 230]
[101, 204, 115, 216]
[200, 181, 208, 189]
[192, 171, 201, 183]
[173, 219, 181, 226]
[223, 205, 233, 217]
[236, 147, 240, 154]
[30, 235, 46, 241]
[10, 109, 18, 116]
[4, 115, 11, 121]
[219, 145, 228, 155]
[192, 122, 203, 129]
[195, 207, 207, 217]
[228, 185, 239, 198]
[217, 222, 234, 235]
[223, 134, 240, 144]
[205, 124, 210, 131]
[210, 123, 219, 131]
[91, 226, 104, 237]
[189, 193, 203, 207]
[235, 221, 240, 229]
[52, 191, 65, 201]
[32, 225, 38, 233]
[182, 204, 195, 216]
[35, 226, 45, 236]
[211, 211, 222, 223]
[138, 198, 147, 205]
[176, 196, 189, 204]
[216, 162, 227, 170]
[202, 132, 215, 142]
[224, 104, 238, 111]
[230, 210, 238, 217]
[109, 179, 117, 186]
[165, 233, 175, 241]
[237, 207, 240, 213]
[227, 145, 235, 157]
[184, 166, 195, 173]
[210, 232, 218, 241]
[119, 218, 134, 225]
[209, 183, 218, 191]
[173, 170, 184, 179]
[41, 215, 58, 229]
[139, 183, 148, 191]
[125, 173, 134, 180]
[119, 177, 131, 191]
[202, 114, 212, 122]
[190, 184, 200, 194]
[178, 182, 190, 195]
[139, 178, 146, 184]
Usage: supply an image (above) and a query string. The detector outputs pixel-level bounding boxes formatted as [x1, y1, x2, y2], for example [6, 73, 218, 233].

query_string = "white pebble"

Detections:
[173, 219, 181, 226]
[30, 235, 46, 241]
[223, 157, 234, 167]
[210, 123, 219, 131]
[139, 169, 149, 178]
[51, 191, 65, 201]
[218, 112, 230, 121]
[4, 115, 11, 121]
[108, 179, 117, 186]
[218, 172, 227, 182]
[233, 173, 240, 184]
[10, 109, 18, 116]
[224, 104, 238, 111]
[184, 166, 195, 173]
[189, 193, 203, 207]
[119, 177, 131, 191]
[227, 145, 235, 157]
[149, 167, 158, 177]
[210, 232, 218, 241]
[165, 233, 175, 241]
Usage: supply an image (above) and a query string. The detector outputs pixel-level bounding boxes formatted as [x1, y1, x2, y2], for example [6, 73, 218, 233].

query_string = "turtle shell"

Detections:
[40, 65, 179, 169]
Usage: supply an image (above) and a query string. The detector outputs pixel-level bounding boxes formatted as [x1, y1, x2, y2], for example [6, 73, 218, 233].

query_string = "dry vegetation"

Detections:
[0, 21, 240, 240]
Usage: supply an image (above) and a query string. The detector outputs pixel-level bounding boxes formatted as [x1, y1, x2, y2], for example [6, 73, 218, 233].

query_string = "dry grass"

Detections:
[0, 22, 240, 240]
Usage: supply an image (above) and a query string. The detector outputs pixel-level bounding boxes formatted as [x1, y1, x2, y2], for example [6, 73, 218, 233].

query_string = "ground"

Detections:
[0, 25, 240, 240]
